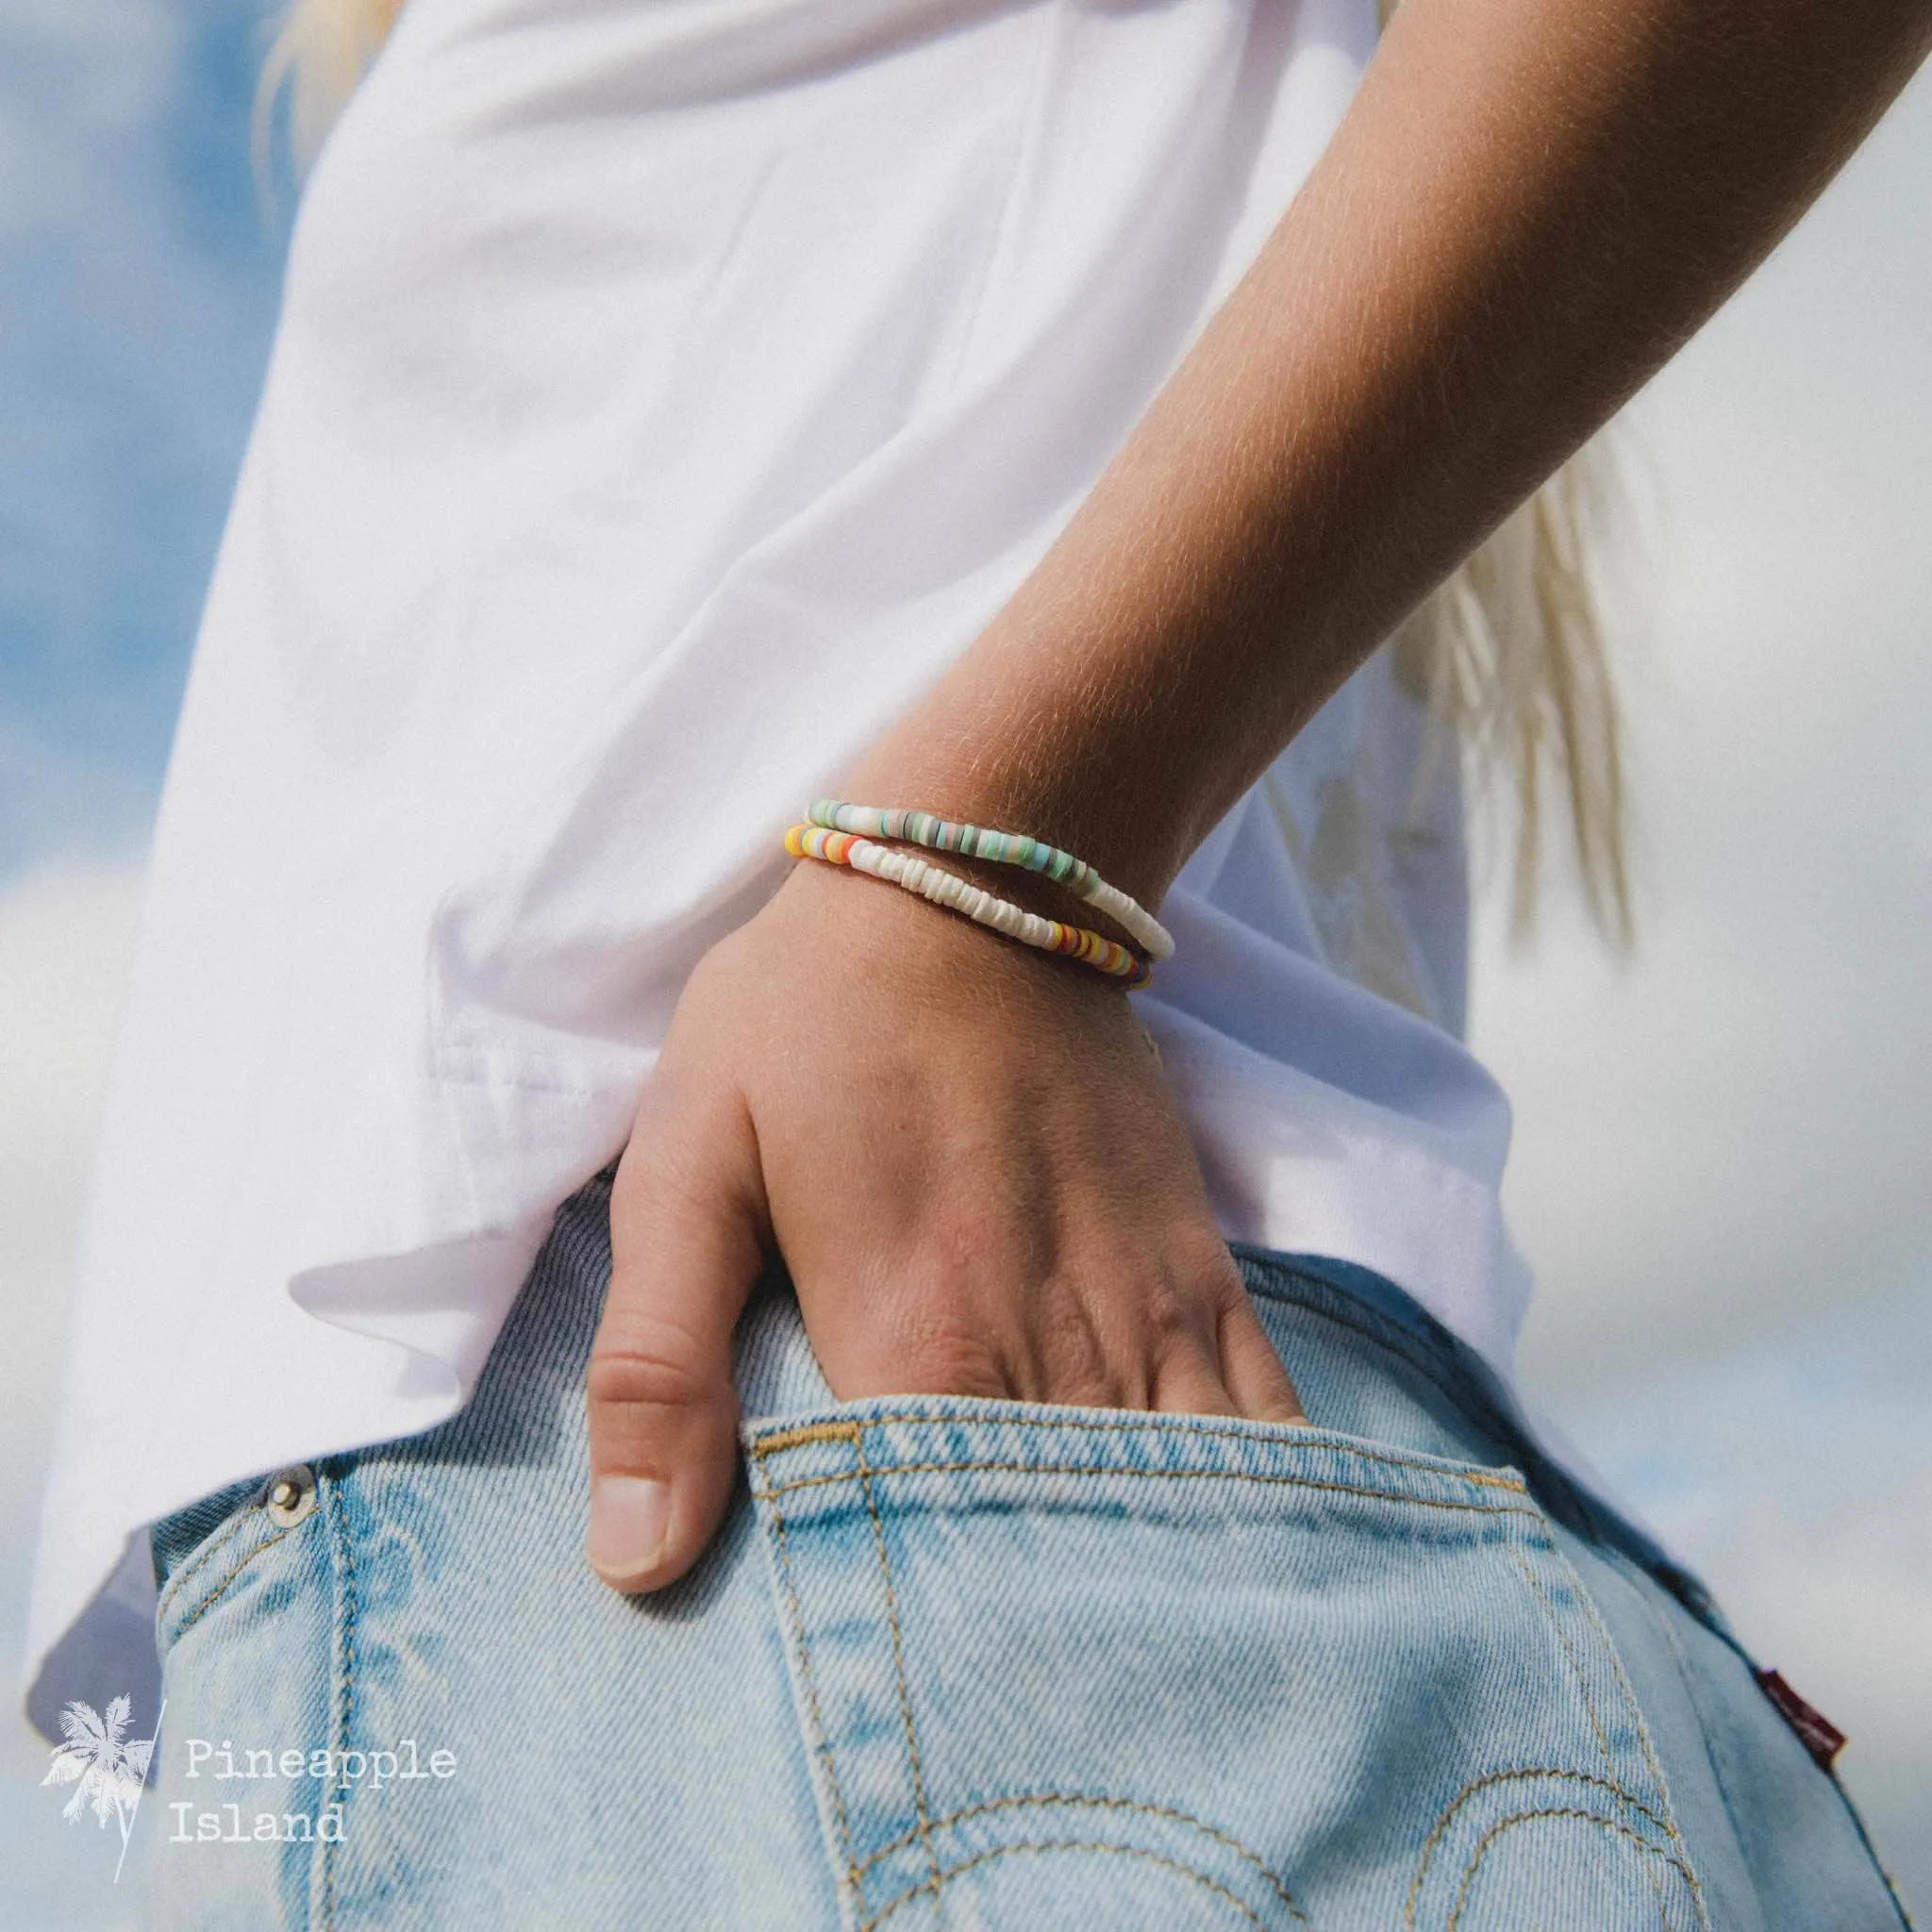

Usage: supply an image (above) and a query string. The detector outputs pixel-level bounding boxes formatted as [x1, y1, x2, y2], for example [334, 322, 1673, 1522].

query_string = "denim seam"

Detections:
[1595, 1541, 1793, 1927]
[1446, 1807, 1694, 1932]
[1503, 1545, 1711, 1932]
[854, 1791, 1304, 1919]
[863, 1838, 1287, 1932]
[749, 1412, 1526, 1494]
[159, 1523, 298, 1647]
[1542, 1548, 1710, 1932]
[1503, 1541, 1693, 1929]
[749, 1446, 864, 1907]
[1562, 1550, 1706, 1924]
[1510, 1545, 1628, 1766]
[1837, 1798, 1921, 1929]
[760, 1458, 1541, 1520]
[155, 1508, 261, 1626]
[1504, 1545, 1650, 1805]
[856, 1432, 944, 1914]
[319, 1468, 360, 1932]
[1406, 1766, 1675, 1925]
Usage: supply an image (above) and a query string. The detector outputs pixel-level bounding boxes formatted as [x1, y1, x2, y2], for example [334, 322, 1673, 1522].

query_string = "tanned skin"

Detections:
[582, 0, 1932, 1591]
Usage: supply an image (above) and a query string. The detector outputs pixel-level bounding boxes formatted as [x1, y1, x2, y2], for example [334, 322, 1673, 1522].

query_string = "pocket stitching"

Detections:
[749, 1409, 1526, 1494]
[155, 1508, 259, 1624]
[1503, 1546, 1711, 1932]
[1407, 1767, 1676, 1926]
[1595, 1543, 1757, 1887]
[853, 1790, 1305, 1921]
[760, 1457, 1541, 1521]
[856, 1431, 945, 1913]
[753, 1452, 863, 1900]
[321, 1471, 360, 1932]
[1561, 1553, 1708, 1925]
[861, 1837, 1293, 1932]
[161, 1523, 298, 1646]
[1505, 1545, 1637, 1795]
[1445, 1807, 1694, 1932]
[752, 1446, 1322, 1928]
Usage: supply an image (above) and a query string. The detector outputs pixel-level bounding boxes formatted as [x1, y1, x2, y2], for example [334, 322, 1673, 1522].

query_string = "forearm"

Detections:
[848, 0, 1932, 908]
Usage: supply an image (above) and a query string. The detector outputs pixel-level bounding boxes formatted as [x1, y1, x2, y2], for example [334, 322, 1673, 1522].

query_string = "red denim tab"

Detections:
[1754, 1668, 1848, 1772]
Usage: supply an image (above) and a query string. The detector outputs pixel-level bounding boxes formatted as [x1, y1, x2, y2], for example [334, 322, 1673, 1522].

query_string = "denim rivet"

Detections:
[264, 1464, 317, 1528]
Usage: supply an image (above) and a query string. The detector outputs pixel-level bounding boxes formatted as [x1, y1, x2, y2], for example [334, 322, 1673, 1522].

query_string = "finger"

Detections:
[1216, 1293, 1306, 1424]
[1151, 1334, 1242, 1418]
[586, 1074, 767, 1593]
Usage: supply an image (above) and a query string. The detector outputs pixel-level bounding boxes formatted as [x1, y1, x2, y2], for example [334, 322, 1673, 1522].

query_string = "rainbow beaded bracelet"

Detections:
[807, 799, 1174, 964]
[786, 824, 1153, 988]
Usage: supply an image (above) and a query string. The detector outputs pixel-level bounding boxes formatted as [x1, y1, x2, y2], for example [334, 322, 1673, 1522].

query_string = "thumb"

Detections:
[586, 1072, 768, 1593]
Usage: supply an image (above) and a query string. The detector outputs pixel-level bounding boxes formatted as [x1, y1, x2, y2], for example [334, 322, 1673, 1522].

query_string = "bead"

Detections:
[785, 825, 1152, 988]
[807, 799, 1174, 962]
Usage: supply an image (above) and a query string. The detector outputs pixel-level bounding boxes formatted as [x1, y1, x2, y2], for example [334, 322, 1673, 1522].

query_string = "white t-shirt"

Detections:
[26, 0, 1535, 1712]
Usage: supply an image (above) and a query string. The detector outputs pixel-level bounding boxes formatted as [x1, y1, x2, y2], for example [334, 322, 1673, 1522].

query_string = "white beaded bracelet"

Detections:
[807, 799, 1174, 964]
[785, 824, 1152, 987]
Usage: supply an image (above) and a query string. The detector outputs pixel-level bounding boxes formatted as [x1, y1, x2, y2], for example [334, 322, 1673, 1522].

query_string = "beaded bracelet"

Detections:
[807, 799, 1174, 963]
[786, 824, 1153, 988]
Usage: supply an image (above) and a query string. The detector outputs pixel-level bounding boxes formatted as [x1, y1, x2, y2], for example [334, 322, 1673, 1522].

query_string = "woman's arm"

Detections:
[584, 0, 1932, 1591]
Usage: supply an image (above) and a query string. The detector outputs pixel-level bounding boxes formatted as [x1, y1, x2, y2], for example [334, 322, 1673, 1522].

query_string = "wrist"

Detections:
[769, 845, 1139, 1013]
[839, 705, 1196, 916]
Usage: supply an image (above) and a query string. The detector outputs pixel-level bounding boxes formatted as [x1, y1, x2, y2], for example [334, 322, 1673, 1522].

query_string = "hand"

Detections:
[583, 856, 1304, 1591]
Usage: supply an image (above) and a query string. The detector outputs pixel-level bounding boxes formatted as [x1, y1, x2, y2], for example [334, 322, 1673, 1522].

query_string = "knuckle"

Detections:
[1137, 1271, 1202, 1350]
[587, 1311, 717, 1412]
[1030, 1289, 1121, 1396]
[585, 1349, 710, 1413]
[1136, 1246, 1236, 1356]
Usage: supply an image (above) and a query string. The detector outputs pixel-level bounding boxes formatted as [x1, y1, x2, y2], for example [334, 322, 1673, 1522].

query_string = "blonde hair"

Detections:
[264, 0, 1631, 942]
[1399, 441, 1632, 942]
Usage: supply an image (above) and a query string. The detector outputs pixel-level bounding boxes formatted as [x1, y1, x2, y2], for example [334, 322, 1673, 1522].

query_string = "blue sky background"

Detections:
[2, 5, 1928, 1923]
[0, 0, 282, 877]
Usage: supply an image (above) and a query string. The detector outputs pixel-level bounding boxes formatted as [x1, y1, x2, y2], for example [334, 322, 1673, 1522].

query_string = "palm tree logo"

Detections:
[42, 1693, 161, 1881]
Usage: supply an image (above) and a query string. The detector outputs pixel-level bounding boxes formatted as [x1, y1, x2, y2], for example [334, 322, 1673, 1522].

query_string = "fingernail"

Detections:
[587, 1475, 672, 1588]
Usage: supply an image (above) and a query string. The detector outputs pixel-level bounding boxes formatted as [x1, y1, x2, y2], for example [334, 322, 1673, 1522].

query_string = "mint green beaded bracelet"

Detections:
[807, 799, 1174, 963]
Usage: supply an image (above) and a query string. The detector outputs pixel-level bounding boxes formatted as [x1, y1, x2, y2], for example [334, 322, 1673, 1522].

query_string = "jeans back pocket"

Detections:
[745, 1398, 1706, 1931]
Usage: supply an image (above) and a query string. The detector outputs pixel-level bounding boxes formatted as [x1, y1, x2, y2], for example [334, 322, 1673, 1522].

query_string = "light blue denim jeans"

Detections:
[140, 1169, 1910, 1929]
